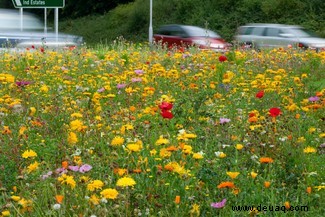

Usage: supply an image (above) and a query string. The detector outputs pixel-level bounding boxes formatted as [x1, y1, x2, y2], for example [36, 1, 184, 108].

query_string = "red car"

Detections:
[153, 24, 230, 51]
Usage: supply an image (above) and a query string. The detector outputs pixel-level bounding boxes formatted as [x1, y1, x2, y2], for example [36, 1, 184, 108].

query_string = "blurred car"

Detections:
[0, 9, 83, 49]
[153, 24, 230, 51]
[234, 23, 325, 51]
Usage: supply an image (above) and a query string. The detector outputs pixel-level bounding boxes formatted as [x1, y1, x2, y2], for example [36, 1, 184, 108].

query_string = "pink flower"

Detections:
[219, 118, 231, 124]
[79, 164, 92, 173]
[211, 198, 227, 208]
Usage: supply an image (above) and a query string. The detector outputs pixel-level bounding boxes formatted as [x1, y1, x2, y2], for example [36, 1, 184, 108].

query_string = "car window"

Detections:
[183, 26, 220, 38]
[264, 28, 280, 37]
[251, 27, 264, 36]
[157, 26, 184, 37]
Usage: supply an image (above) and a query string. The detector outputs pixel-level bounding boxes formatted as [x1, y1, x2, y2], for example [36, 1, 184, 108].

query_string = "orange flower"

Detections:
[132, 169, 142, 174]
[259, 157, 274, 164]
[264, 181, 271, 188]
[55, 195, 64, 204]
[175, 195, 181, 204]
[62, 161, 69, 169]
[217, 181, 235, 189]
[248, 116, 258, 123]
[166, 146, 178, 152]
[306, 187, 312, 194]
[284, 201, 290, 209]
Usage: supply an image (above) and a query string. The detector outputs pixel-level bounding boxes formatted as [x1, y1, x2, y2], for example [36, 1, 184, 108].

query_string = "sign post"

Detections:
[149, 0, 153, 44]
[12, 0, 65, 46]
[12, 0, 65, 8]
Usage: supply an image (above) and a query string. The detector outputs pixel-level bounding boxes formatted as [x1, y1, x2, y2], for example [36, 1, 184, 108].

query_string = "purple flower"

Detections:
[219, 118, 231, 124]
[131, 78, 142, 83]
[16, 81, 32, 87]
[308, 96, 319, 102]
[79, 164, 92, 173]
[68, 165, 80, 172]
[211, 199, 227, 208]
[117, 83, 127, 89]
[134, 69, 144, 75]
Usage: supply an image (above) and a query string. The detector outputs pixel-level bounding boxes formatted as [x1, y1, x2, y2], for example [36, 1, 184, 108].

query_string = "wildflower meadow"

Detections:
[0, 43, 324, 217]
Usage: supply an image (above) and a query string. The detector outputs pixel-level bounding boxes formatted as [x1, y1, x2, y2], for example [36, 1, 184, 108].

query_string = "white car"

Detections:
[0, 9, 83, 49]
[234, 23, 325, 51]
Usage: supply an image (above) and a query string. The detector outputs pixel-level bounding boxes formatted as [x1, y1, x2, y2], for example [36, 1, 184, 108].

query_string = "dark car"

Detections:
[0, 9, 83, 49]
[154, 24, 230, 52]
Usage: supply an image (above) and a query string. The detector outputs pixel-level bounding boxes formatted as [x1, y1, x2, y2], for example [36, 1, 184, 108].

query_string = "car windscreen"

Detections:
[182, 26, 220, 38]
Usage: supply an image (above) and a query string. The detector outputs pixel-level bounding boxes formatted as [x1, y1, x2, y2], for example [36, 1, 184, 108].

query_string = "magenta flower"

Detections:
[16, 81, 32, 87]
[308, 96, 319, 102]
[211, 198, 227, 208]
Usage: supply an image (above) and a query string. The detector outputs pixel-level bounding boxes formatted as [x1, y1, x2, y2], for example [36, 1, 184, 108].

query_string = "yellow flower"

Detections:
[297, 137, 306, 143]
[116, 177, 136, 188]
[315, 185, 325, 191]
[27, 161, 39, 173]
[67, 132, 78, 145]
[22, 149, 37, 159]
[308, 127, 316, 134]
[226, 172, 240, 179]
[192, 152, 204, 159]
[19, 126, 28, 135]
[29, 107, 36, 116]
[215, 151, 227, 158]
[319, 133, 325, 138]
[71, 112, 83, 118]
[182, 145, 192, 154]
[1, 210, 10, 216]
[11, 195, 21, 201]
[155, 135, 170, 145]
[58, 174, 76, 189]
[40, 84, 49, 93]
[235, 144, 244, 150]
[69, 119, 85, 132]
[100, 188, 119, 199]
[159, 148, 172, 158]
[303, 146, 317, 154]
[111, 136, 125, 146]
[127, 143, 142, 152]
[89, 194, 100, 205]
[87, 180, 104, 191]
[250, 171, 258, 179]
[190, 204, 200, 216]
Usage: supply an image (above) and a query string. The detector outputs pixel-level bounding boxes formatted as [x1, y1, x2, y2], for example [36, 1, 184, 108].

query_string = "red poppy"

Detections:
[269, 107, 281, 117]
[256, 90, 264, 99]
[159, 102, 173, 110]
[161, 110, 173, 119]
[218, 55, 227, 62]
